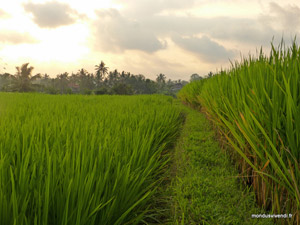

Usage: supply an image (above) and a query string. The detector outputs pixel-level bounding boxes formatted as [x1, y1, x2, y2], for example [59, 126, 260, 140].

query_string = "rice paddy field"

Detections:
[1, 41, 299, 225]
[178, 41, 300, 224]
[0, 93, 183, 225]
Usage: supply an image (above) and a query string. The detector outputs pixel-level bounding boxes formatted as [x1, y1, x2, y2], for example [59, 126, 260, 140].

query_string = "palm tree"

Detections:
[95, 61, 108, 87]
[78, 68, 95, 93]
[14, 63, 34, 92]
[156, 73, 166, 84]
[156, 73, 167, 93]
[108, 69, 119, 87]
[56, 72, 69, 94]
[43, 73, 50, 79]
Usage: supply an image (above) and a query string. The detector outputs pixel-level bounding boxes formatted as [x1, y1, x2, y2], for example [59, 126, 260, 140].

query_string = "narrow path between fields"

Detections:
[163, 103, 274, 225]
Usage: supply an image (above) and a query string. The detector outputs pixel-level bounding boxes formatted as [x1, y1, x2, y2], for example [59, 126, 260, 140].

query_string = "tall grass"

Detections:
[178, 40, 300, 224]
[0, 93, 183, 225]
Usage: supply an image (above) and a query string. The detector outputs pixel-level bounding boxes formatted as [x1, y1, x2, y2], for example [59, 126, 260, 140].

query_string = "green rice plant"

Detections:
[0, 93, 183, 225]
[178, 39, 300, 224]
[177, 79, 206, 108]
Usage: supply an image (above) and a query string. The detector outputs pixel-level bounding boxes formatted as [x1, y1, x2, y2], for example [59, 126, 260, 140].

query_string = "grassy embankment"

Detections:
[177, 40, 300, 224]
[0, 93, 183, 225]
[156, 102, 272, 225]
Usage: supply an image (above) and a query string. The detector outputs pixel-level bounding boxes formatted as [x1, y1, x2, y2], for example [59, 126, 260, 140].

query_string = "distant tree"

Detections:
[31, 73, 41, 80]
[77, 68, 95, 93]
[144, 78, 157, 94]
[112, 83, 133, 95]
[130, 74, 146, 94]
[1, 72, 12, 80]
[181, 80, 189, 86]
[56, 72, 69, 94]
[14, 63, 34, 92]
[120, 71, 127, 80]
[156, 73, 167, 93]
[207, 71, 213, 78]
[190, 73, 202, 82]
[0, 73, 14, 91]
[39, 73, 50, 87]
[95, 61, 108, 87]
[68, 73, 80, 93]
[167, 79, 172, 85]
[34, 73, 58, 94]
[30, 73, 44, 92]
[94, 86, 110, 95]
[156, 73, 166, 84]
[2, 62, 193, 96]
[108, 69, 119, 87]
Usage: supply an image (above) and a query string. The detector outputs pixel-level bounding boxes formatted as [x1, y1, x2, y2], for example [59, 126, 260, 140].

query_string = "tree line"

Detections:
[0, 61, 191, 96]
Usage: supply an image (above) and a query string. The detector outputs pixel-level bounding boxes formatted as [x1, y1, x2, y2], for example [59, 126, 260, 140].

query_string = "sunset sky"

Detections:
[0, 0, 299, 80]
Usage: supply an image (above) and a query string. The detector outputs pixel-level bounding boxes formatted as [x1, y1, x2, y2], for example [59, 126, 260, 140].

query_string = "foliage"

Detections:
[94, 86, 110, 95]
[178, 40, 300, 224]
[95, 61, 108, 87]
[13, 63, 34, 92]
[0, 62, 188, 96]
[112, 83, 133, 95]
[167, 103, 273, 224]
[0, 93, 183, 225]
[189, 73, 203, 82]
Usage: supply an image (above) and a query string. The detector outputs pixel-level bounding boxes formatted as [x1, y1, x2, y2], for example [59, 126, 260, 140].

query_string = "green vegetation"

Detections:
[178, 40, 300, 224]
[0, 61, 188, 96]
[0, 93, 183, 225]
[2, 38, 299, 224]
[166, 104, 273, 224]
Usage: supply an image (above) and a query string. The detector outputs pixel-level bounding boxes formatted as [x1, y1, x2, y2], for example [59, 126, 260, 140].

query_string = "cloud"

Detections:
[199, 17, 281, 46]
[110, 1, 295, 47]
[172, 35, 236, 62]
[112, 0, 196, 16]
[23, 1, 81, 28]
[0, 30, 37, 44]
[92, 9, 166, 53]
[0, 9, 9, 18]
[140, 15, 281, 47]
[91, 7, 281, 57]
[90, 1, 299, 67]
[260, 2, 300, 33]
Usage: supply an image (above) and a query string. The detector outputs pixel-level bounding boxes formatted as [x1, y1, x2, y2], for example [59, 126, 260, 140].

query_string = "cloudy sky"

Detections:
[0, 0, 299, 80]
